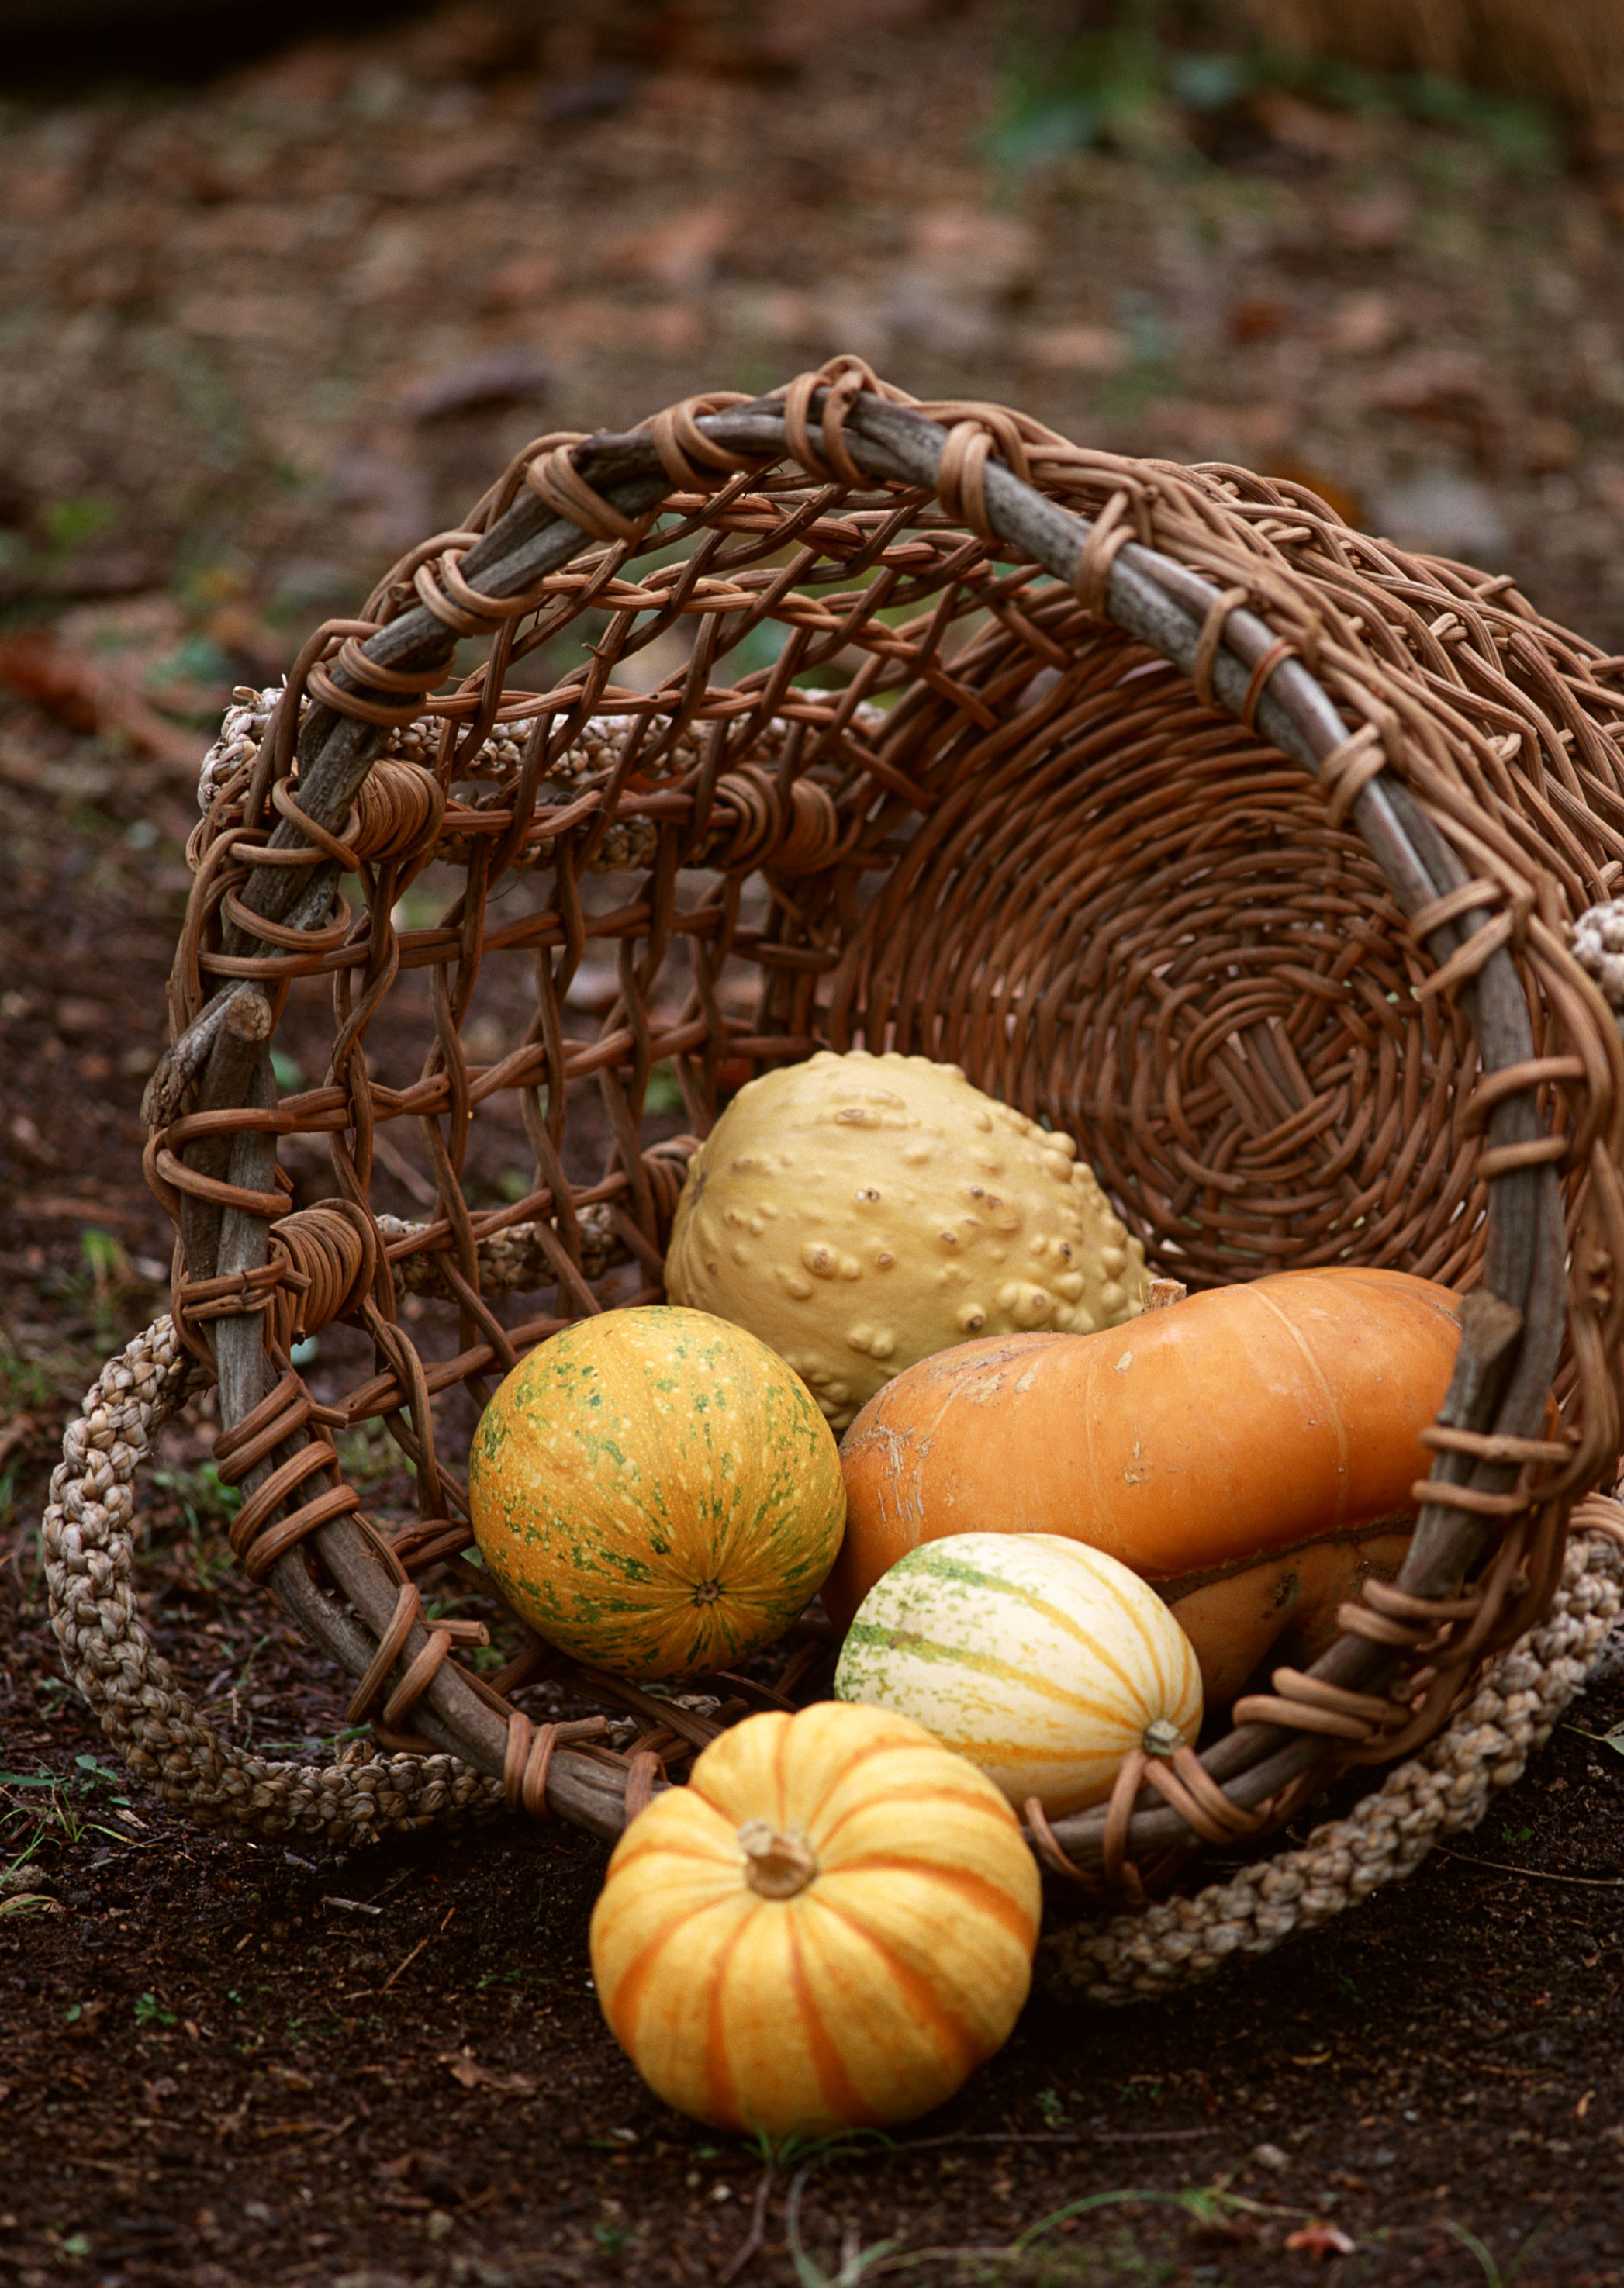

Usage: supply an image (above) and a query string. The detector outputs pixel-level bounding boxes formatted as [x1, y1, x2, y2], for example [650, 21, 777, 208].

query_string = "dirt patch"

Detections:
[5, 1421, 1624, 2287]
[5, 0, 1624, 661]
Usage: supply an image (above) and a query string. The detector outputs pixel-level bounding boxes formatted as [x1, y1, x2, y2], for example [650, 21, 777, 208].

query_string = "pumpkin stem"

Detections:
[737, 1818, 818, 1899]
[1142, 1717, 1183, 1759]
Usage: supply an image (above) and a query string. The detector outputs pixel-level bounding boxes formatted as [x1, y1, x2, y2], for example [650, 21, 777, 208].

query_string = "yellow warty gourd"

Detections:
[589, 1703, 1042, 2134]
[664, 1049, 1149, 1428]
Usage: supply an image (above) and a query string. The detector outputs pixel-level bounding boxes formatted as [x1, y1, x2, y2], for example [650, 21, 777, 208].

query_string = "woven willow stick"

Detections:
[175, 389, 1564, 1863]
[209, 1083, 630, 1839]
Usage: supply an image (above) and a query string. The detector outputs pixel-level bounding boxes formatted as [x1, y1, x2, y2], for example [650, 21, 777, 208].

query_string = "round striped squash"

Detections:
[833, 1533, 1202, 1817]
[468, 1305, 845, 1679]
[589, 1703, 1042, 2134]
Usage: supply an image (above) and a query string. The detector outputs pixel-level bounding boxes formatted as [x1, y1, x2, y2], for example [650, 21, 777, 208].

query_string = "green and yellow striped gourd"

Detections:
[833, 1532, 1202, 1816]
[468, 1305, 845, 1678]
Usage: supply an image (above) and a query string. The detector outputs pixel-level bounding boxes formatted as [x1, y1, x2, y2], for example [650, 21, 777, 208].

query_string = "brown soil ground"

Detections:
[6, 5, 1624, 2283]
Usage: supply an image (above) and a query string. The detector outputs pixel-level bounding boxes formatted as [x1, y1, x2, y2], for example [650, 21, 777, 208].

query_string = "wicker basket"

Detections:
[44, 358, 1624, 1992]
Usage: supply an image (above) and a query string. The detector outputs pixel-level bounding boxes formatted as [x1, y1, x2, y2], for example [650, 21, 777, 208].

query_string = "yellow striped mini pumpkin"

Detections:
[833, 1533, 1202, 1816]
[589, 1703, 1041, 2134]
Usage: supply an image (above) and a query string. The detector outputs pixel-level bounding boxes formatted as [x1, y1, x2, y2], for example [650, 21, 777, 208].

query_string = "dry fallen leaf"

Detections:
[1023, 323, 1130, 376]
[437, 2047, 537, 2096]
[1326, 290, 1399, 358]
[1284, 2222, 1356, 2257]
[0, 630, 203, 771]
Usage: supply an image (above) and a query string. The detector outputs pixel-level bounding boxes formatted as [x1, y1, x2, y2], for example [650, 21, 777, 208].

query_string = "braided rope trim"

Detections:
[193, 691, 856, 907]
[1040, 1529, 1622, 2006]
[43, 1316, 505, 1844]
[47, 1312, 1621, 2002]
[1573, 898, 1624, 1021]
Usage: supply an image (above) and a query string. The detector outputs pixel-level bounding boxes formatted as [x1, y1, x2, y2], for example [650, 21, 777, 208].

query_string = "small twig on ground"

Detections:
[778, 2145, 1273, 2286]
[717, 2119, 1227, 2282]
[378, 1934, 430, 1992]
[368, 1127, 438, 1208]
[720, 2165, 776, 2283]
[1435, 1847, 1624, 1888]
[903, 2127, 1218, 2148]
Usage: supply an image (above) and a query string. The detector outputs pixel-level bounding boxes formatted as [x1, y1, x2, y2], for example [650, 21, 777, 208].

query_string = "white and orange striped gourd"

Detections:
[589, 1703, 1041, 2134]
[834, 1533, 1203, 1816]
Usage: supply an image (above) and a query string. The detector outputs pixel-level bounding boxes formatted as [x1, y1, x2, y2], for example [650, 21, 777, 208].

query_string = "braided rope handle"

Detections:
[43, 1317, 505, 1842]
[1045, 1521, 1623, 2003]
[43, 1303, 1624, 2009]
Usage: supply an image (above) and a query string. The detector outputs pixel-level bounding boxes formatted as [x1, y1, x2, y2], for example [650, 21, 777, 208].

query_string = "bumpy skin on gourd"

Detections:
[589, 1704, 1041, 2134]
[663, 1049, 1150, 1429]
[468, 1306, 845, 1679]
[828, 1267, 1462, 1702]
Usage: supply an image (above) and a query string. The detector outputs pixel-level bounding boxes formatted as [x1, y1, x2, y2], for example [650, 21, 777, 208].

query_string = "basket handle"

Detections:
[42, 1315, 627, 1844]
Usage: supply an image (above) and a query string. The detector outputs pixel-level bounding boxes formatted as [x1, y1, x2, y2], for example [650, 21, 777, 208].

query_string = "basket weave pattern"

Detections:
[46, 358, 1624, 1954]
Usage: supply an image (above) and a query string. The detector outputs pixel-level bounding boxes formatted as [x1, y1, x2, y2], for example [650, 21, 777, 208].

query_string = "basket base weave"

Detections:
[45, 1316, 505, 1843]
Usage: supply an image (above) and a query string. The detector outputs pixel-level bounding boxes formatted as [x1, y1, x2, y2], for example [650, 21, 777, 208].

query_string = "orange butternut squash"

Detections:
[1153, 1526, 1417, 1706]
[827, 1267, 1461, 1701]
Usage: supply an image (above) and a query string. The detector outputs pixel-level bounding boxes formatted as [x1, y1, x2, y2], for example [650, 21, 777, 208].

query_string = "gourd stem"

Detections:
[738, 1819, 818, 1899]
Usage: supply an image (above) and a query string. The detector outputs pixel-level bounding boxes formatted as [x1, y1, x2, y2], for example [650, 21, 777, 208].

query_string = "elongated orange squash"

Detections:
[826, 1267, 1461, 1698]
[1156, 1526, 1417, 1705]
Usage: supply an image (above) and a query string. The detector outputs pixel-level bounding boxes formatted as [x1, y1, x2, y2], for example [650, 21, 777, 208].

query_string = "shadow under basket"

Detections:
[44, 359, 1624, 2000]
